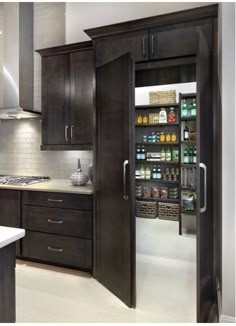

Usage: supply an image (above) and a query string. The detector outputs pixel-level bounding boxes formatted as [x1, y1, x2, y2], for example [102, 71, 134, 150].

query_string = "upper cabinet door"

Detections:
[42, 55, 70, 145]
[70, 50, 94, 146]
[96, 30, 148, 66]
[149, 25, 198, 60]
[96, 53, 136, 307]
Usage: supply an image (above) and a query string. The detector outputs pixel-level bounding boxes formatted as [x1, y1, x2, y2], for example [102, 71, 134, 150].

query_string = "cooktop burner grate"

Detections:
[0, 175, 50, 186]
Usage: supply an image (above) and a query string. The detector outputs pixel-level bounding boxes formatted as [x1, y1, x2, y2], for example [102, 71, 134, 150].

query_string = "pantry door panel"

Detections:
[95, 53, 136, 307]
[196, 23, 215, 323]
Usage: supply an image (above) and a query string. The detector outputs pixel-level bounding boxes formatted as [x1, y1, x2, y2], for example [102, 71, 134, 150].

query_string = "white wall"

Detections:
[220, 2, 236, 323]
[66, 2, 213, 43]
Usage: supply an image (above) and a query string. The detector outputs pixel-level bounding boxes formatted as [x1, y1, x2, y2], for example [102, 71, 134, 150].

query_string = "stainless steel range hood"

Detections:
[0, 3, 40, 119]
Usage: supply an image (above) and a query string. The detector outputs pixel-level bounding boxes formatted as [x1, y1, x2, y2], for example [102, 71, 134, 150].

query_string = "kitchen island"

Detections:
[0, 226, 25, 323]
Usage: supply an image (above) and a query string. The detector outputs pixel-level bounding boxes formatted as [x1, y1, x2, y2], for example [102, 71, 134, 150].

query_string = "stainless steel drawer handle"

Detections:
[71, 125, 74, 141]
[48, 246, 63, 253]
[123, 160, 129, 200]
[200, 162, 207, 213]
[48, 199, 63, 203]
[48, 219, 63, 224]
[151, 35, 154, 56]
[65, 125, 69, 142]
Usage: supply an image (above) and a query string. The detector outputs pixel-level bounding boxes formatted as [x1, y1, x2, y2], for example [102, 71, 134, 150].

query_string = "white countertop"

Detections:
[0, 179, 93, 195]
[0, 226, 25, 249]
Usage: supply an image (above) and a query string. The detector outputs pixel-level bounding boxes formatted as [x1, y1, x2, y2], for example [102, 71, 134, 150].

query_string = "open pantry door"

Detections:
[95, 54, 136, 307]
[196, 24, 216, 322]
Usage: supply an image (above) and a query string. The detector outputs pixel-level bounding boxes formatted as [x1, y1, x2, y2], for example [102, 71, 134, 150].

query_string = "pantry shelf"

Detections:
[181, 186, 196, 191]
[136, 197, 179, 204]
[181, 210, 196, 215]
[135, 123, 179, 127]
[136, 160, 179, 165]
[135, 103, 179, 110]
[136, 142, 179, 146]
[136, 179, 179, 184]
[181, 117, 196, 121]
[181, 163, 196, 168]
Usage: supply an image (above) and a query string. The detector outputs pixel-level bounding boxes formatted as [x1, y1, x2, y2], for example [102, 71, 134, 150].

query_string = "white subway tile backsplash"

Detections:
[0, 120, 93, 179]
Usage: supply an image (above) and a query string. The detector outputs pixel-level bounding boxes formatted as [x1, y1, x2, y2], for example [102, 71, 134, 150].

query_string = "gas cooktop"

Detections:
[0, 175, 50, 186]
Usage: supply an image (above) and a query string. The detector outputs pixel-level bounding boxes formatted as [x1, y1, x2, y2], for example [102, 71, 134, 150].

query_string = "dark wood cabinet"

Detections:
[149, 25, 198, 60]
[36, 42, 94, 150]
[0, 190, 21, 256]
[85, 4, 220, 322]
[22, 191, 93, 270]
[41, 54, 69, 146]
[0, 243, 16, 323]
[95, 30, 148, 66]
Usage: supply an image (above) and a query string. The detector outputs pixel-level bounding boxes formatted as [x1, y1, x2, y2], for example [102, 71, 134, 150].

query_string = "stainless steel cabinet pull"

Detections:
[65, 125, 69, 141]
[48, 246, 63, 253]
[200, 162, 207, 213]
[48, 199, 63, 203]
[142, 36, 146, 57]
[48, 219, 63, 224]
[151, 35, 154, 56]
[123, 160, 129, 200]
[71, 125, 74, 141]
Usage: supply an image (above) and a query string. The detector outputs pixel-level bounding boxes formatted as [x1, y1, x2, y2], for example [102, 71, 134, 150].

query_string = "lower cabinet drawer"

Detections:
[22, 231, 92, 270]
[22, 205, 92, 238]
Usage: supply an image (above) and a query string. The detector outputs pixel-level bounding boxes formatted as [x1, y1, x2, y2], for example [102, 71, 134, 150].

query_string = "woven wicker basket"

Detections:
[158, 202, 179, 221]
[149, 90, 176, 104]
[136, 200, 158, 219]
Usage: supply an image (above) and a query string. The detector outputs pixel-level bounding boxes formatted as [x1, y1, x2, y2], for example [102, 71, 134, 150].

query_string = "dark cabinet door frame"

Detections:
[86, 4, 220, 322]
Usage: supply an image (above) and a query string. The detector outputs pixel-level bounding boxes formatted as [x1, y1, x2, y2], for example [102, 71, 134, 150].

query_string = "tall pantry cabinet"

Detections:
[85, 4, 221, 323]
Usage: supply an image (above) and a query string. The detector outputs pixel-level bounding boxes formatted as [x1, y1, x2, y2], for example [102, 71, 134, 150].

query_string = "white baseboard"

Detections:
[220, 314, 236, 323]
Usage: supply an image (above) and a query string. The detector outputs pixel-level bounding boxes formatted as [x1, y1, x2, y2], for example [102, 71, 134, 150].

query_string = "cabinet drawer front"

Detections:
[23, 206, 92, 238]
[150, 26, 198, 59]
[23, 191, 93, 211]
[22, 231, 92, 269]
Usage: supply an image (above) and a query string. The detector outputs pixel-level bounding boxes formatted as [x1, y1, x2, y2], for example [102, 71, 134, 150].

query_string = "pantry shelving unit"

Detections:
[135, 92, 197, 235]
[179, 93, 197, 235]
[135, 101, 181, 224]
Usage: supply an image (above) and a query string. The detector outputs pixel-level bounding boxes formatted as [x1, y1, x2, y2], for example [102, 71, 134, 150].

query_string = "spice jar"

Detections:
[142, 114, 148, 124]
[136, 115, 142, 124]
[171, 133, 177, 142]
[166, 133, 171, 142]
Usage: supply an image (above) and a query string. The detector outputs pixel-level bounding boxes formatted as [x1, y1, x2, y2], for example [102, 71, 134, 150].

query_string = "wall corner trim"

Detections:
[220, 314, 236, 323]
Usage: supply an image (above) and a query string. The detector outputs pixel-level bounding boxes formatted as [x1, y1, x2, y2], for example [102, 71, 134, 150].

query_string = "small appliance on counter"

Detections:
[70, 159, 89, 186]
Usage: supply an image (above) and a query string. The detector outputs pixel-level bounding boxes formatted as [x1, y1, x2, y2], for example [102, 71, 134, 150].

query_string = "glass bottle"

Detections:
[172, 147, 179, 162]
[159, 108, 167, 123]
[142, 114, 148, 124]
[166, 147, 171, 161]
[136, 145, 141, 160]
[168, 107, 176, 123]
[184, 147, 189, 164]
[156, 165, 162, 180]
[141, 145, 146, 160]
[171, 133, 177, 142]
[189, 146, 193, 164]
[136, 114, 143, 124]
[161, 146, 166, 161]
[140, 165, 145, 179]
[191, 98, 197, 117]
[181, 99, 188, 118]
[166, 133, 171, 142]
[193, 146, 197, 164]
[145, 165, 151, 179]
[184, 126, 189, 141]
[152, 165, 157, 179]
[160, 132, 165, 142]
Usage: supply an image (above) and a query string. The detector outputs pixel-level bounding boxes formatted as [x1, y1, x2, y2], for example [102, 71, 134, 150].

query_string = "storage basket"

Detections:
[136, 200, 158, 219]
[149, 90, 176, 104]
[158, 202, 179, 221]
